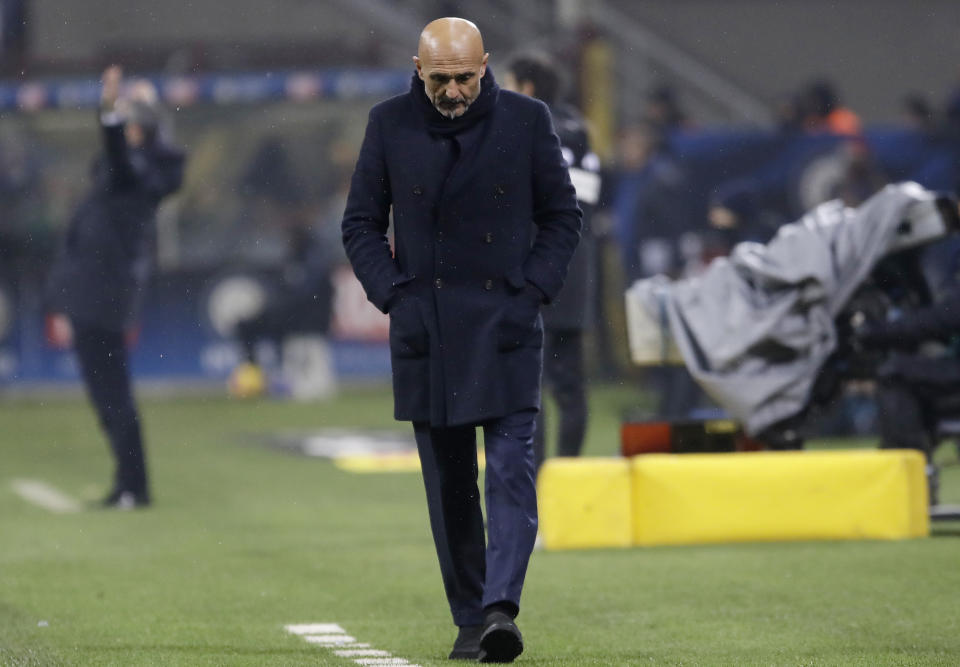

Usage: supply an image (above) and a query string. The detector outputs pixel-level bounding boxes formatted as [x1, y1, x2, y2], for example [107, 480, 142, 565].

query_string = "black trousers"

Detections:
[534, 329, 587, 471]
[235, 286, 332, 363]
[413, 408, 538, 627]
[236, 309, 291, 363]
[876, 354, 960, 456]
[72, 322, 148, 496]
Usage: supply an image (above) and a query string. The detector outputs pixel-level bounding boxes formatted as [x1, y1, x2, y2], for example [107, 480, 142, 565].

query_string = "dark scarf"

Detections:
[411, 67, 499, 136]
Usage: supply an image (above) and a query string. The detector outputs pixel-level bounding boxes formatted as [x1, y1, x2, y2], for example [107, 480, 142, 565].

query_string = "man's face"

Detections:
[416, 53, 488, 119]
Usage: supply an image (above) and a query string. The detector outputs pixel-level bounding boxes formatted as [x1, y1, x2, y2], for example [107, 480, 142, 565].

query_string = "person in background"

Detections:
[901, 92, 936, 133]
[46, 65, 186, 509]
[611, 122, 689, 284]
[341, 18, 580, 662]
[706, 184, 776, 257]
[799, 79, 862, 136]
[830, 139, 889, 208]
[854, 196, 960, 506]
[229, 219, 336, 396]
[643, 83, 690, 135]
[502, 51, 600, 472]
[226, 136, 336, 399]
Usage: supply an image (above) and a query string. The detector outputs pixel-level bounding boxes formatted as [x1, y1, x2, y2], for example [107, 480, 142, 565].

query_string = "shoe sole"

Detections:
[478, 624, 523, 663]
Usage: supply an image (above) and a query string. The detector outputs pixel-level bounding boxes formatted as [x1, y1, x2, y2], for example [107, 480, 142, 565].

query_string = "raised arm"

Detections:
[99, 65, 184, 197]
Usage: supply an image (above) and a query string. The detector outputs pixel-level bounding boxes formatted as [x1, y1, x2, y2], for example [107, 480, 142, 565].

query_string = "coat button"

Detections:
[494, 184, 505, 195]
[437, 230, 444, 242]
[484, 232, 493, 243]
[434, 278, 443, 289]
[413, 185, 423, 195]
[484, 279, 493, 290]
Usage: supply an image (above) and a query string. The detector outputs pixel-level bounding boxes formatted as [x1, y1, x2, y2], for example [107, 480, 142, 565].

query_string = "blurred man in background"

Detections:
[502, 51, 600, 472]
[226, 136, 337, 400]
[46, 65, 186, 509]
[342, 18, 580, 663]
[854, 198, 960, 505]
[230, 219, 336, 399]
[799, 79, 862, 136]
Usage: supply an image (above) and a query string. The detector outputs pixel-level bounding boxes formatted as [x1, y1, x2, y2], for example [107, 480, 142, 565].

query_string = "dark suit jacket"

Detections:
[342, 71, 581, 426]
[47, 118, 185, 331]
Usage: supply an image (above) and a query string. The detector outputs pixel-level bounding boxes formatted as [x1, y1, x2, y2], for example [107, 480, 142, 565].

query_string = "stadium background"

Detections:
[3, 2, 960, 665]
[2, 0, 960, 388]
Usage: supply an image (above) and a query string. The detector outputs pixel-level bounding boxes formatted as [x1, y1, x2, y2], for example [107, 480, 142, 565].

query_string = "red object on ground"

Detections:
[621, 421, 673, 456]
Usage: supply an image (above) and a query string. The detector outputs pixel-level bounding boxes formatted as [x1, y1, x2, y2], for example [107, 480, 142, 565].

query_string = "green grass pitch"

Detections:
[2, 382, 959, 665]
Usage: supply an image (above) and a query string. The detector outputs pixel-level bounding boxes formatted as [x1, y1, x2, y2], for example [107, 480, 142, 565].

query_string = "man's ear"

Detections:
[413, 56, 423, 80]
[479, 53, 489, 77]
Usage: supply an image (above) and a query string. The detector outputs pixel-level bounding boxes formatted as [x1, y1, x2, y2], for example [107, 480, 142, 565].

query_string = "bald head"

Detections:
[414, 18, 489, 119]
[418, 17, 485, 63]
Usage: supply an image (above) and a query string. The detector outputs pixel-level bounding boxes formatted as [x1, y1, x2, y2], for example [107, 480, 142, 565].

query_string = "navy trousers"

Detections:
[413, 408, 539, 627]
[72, 323, 148, 496]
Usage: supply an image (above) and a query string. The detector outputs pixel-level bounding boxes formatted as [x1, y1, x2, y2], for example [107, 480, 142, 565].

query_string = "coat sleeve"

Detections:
[341, 107, 405, 313]
[524, 102, 583, 303]
[101, 117, 185, 198]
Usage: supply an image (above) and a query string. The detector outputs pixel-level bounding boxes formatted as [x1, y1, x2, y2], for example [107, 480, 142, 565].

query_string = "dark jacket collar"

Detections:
[411, 68, 499, 136]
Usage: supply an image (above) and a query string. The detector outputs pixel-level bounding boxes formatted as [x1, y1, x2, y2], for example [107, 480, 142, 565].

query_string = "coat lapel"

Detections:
[438, 115, 493, 207]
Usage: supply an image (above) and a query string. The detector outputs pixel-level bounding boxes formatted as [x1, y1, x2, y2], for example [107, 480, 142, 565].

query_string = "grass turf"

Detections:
[1, 382, 959, 665]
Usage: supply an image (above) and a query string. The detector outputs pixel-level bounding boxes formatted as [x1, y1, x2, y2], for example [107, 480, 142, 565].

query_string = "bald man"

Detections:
[343, 17, 581, 663]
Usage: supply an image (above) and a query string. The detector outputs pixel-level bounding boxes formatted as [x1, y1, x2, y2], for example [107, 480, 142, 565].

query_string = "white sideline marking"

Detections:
[285, 623, 345, 635]
[304, 634, 356, 645]
[11, 479, 81, 513]
[286, 622, 420, 667]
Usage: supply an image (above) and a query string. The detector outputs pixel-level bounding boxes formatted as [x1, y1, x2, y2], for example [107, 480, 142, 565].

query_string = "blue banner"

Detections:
[0, 68, 410, 113]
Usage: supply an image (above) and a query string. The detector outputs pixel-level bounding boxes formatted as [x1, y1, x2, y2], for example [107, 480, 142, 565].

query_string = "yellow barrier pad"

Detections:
[334, 449, 487, 474]
[631, 449, 929, 546]
[537, 458, 633, 550]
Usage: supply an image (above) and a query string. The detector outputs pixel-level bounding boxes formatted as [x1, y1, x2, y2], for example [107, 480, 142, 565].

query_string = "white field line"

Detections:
[304, 635, 356, 645]
[286, 623, 346, 635]
[285, 622, 420, 666]
[11, 479, 82, 513]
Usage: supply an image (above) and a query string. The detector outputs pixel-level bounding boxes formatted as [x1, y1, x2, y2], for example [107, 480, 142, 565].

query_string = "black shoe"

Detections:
[448, 624, 483, 660]
[102, 488, 151, 509]
[478, 610, 523, 663]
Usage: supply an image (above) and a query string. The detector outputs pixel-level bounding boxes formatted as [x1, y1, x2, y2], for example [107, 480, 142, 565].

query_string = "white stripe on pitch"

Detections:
[285, 623, 345, 635]
[286, 621, 418, 665]
[304, 634, 355, 645]
[11, 479, 81, 513]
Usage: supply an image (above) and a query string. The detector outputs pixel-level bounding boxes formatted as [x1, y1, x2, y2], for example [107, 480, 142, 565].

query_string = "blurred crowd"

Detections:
[602, 76, 960, 286]
[3, 67, 960, 412]
[586, 75, 960, 392]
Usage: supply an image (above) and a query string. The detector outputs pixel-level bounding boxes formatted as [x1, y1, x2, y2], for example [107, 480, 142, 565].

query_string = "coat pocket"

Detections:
[389, 297, 429, 359]
[503, 266, 527, 293]
[497, 271, 543, 352]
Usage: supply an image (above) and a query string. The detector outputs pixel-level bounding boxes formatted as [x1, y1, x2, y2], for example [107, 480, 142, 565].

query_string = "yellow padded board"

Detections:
[632, 449, 929, 546]
[537, 458, 632, 550]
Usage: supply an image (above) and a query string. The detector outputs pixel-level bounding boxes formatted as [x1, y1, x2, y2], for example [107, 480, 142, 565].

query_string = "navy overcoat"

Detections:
[342, 71, 582, 426]
[47, 119, 185, 332]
